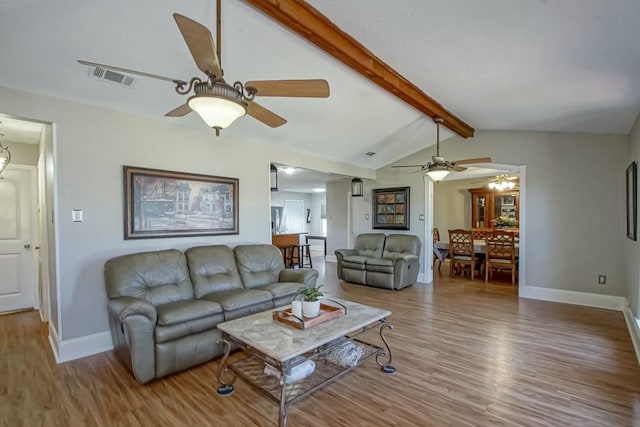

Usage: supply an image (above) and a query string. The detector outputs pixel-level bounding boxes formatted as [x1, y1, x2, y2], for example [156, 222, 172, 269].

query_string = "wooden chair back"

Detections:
[433, 228, 440, 244]
[448, 229, 478, 279]
[485, 230, 517, 285]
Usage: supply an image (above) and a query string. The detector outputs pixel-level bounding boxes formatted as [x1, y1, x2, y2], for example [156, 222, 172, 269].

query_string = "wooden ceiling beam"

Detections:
[241, 0, 475, 138]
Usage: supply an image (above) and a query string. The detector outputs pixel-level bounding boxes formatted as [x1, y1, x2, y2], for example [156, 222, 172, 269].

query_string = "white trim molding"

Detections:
[49, 326, 113, 363]
[623, 302, 640, 366]
[520, 285, 626, 311]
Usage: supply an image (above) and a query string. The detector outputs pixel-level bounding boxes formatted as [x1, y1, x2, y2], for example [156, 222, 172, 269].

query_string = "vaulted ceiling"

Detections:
[1, 0, 639, 170]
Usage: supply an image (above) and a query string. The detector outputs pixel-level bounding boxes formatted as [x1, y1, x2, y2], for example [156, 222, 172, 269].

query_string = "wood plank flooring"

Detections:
[2, 256, 640, 426]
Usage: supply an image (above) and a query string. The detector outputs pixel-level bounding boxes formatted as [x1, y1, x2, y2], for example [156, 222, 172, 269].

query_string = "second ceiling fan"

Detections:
[78, 0, 330, 135]
[393, 117, 491, 181]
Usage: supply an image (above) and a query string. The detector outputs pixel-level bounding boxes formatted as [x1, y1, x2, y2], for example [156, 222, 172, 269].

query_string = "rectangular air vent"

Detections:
[365, 152, 376, 156]
[88, 66, 135, 87]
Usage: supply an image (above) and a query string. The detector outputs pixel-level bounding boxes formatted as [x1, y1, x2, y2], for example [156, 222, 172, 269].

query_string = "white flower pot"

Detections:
[302, 300, 320, 318]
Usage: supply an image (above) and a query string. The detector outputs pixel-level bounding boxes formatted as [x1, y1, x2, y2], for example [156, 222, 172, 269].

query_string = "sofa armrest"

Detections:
[385, 254, 419, 264]
[107, 296, 157, 384]
[335, 249, 357, 258]
[279, 268, 319, 287]
[108, 296, 157, 325]
[334, 249, 357, 280]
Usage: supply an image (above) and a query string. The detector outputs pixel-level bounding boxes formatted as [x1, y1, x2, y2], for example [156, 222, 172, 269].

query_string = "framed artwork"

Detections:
[123, 165, 239, 239]
[627, 161, 637, 241]
[372, 187, 410, 230]
[501, 195, 516, 206]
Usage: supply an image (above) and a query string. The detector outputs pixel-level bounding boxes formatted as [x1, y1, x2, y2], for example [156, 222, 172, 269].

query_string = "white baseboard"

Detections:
[520, 285, 626, 311]
[48, 322, 60, 363]
[325, 254, 337, 263]
[49, 325, 113, 363]
[623, 303, 640, 366]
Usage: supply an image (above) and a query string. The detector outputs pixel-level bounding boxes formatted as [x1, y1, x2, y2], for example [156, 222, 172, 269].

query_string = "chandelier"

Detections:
[0, 133, 10, 176]
[488, 175, 517, 191]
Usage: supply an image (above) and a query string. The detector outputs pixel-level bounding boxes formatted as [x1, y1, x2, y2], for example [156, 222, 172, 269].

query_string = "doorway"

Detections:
[0, 115, 55, 321]
[0, 166, 38, 312]
[426, 164, 526, 293]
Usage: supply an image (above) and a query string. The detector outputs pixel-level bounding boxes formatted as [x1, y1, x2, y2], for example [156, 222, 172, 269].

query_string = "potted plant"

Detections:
[295, 284, 324, 318]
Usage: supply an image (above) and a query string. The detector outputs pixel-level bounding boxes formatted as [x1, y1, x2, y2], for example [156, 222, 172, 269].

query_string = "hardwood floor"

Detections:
[2, 255, 640, 426]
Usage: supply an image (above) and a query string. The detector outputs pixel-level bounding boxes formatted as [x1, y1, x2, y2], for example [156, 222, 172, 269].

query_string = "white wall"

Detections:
[0, 86, 376, 344]
[270, 190, 312, 236]
[4, 141, 39, 166]
[309, 192, 326, 237]
[376, 130, 628, 296]
[326, 180, 350, 255]
[433, 177, 478, 237]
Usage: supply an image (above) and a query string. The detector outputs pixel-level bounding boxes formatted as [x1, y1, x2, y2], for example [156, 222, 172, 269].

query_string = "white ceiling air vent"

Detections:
[87, 66, 135, 87]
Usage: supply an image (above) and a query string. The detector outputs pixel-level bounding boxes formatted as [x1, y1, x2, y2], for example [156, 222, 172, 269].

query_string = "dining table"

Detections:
[434, 240, 519, 263]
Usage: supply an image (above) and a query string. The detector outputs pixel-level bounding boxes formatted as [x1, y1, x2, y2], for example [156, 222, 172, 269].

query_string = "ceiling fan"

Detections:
[78, 0, 330, 136]
[392, 117, 491, 181]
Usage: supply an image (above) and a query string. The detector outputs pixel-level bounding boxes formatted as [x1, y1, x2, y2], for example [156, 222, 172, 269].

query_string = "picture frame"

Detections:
[372, 187, 410, 230]
[501, 195, 516, 206]
[627, 161, 637, 241]
[123, 165, 239, 239]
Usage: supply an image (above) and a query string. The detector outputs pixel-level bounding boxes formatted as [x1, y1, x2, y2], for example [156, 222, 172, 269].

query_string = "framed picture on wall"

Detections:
[123, 165, 239, 239]
[627, 161, 637, 241]
[372, 187, 410, 230]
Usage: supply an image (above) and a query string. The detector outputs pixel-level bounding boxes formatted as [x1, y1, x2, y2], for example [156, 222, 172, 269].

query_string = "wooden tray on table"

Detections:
[273, 302, 346, 330]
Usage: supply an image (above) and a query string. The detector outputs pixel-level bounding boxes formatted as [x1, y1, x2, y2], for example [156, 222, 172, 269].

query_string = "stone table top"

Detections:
[217, 298, 391, 362]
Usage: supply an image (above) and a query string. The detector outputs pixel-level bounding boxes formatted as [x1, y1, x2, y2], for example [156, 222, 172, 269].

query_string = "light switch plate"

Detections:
[72, 209, 83, 222]
[365, 214, 370, 220]
[419, 214, 425, 221]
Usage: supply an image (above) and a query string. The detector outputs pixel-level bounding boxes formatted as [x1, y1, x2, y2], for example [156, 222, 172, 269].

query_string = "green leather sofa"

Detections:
[104, 244, 318, 384]
[335, 233, 421, 290]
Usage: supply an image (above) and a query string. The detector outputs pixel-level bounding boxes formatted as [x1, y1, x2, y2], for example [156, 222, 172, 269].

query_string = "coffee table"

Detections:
[215, 298, 395, 426]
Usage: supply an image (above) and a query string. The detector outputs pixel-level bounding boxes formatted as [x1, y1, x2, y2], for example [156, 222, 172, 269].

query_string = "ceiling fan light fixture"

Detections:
[426, 165, 450, 182]
[0, 139, 10, 176]
[188, 95, 246, 132]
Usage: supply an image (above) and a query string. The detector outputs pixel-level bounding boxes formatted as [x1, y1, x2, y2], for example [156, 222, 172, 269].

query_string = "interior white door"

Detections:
[0, 167, 37, 312]
[284, 199, 304, 234]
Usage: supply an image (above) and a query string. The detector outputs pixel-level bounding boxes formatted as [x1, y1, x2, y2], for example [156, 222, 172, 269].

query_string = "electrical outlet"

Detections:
[598, 275, 607, 285]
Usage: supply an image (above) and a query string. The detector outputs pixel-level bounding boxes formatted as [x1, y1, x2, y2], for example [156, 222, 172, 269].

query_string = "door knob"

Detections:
[24, 244, 31, 249]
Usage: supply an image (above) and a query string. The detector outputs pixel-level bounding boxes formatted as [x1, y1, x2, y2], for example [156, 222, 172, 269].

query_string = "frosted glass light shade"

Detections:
[426, 167, 450, 182]
[188, 95, 246, 129]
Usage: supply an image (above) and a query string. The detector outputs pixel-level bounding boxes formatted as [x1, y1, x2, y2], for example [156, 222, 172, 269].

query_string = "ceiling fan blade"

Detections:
[391, 165, 426, 168]
[452, 165, 468, 172]
[450, 157, 492, 166]
[247, 101, 287, 128]
[77, 60, 186, 85]
[173, 13, 222, 77]
[245, 80, 330, 98]
[165, 103, 193, 117]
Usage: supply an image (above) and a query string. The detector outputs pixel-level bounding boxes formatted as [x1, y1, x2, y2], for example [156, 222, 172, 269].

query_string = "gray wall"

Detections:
[0, 85, 375, 342]
[375, 129, 627, 295]
[627, 116, 640, 316]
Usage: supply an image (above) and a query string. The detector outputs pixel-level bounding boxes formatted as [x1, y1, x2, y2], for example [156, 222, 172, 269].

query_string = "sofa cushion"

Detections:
[354, 233, 386, 258]
[342, 255, 368, 270]
[104, 249, 194, 305]
[201, 288, 273, 312]
[234, 244, 285, 288]
[185, 245, 244, 298]
[383, 234, 421, 258]
[259, 281, 300, 300]
[155, 313, 224, 343]
[365, 258, 395, 274]
[156, 299, 223, 326]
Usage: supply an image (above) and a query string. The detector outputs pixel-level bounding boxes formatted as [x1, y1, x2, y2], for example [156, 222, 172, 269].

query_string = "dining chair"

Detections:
[448, 229, 478, 280]
[484, 230, 517, 285]
[433, 227, 442, 273]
